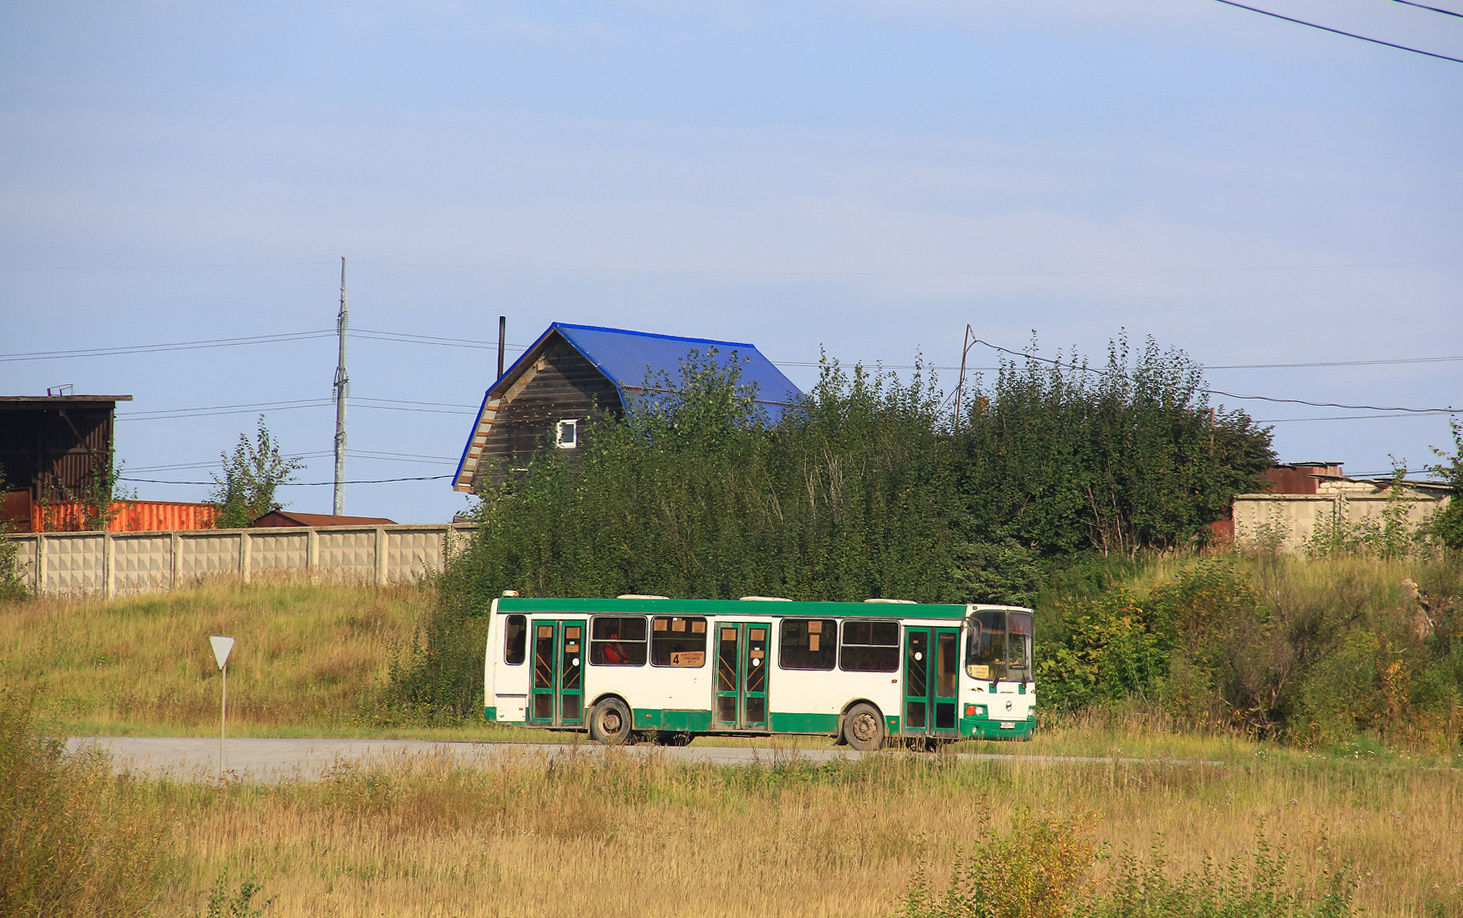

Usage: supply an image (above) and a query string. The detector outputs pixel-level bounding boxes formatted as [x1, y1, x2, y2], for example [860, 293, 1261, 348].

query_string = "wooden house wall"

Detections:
[0, 403, 115, 500]
[477, 334, 623, 481]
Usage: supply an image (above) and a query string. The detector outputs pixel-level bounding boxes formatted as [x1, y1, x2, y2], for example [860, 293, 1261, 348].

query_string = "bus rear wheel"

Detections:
[843, 703, 885, 752]
[588, 698, 633, 745]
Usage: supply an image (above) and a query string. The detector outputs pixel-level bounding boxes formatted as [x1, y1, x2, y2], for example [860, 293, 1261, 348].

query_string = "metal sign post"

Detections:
[210, 636, 235, 781]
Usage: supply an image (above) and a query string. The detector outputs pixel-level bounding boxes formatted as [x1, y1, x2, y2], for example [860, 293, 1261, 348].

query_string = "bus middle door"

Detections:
[713, 622, 769, 731]
[529, 619, 587, 727]
[903, 626, 959, 739]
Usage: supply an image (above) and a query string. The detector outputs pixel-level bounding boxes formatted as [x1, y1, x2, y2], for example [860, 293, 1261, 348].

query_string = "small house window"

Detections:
[556, 419, 578, 449]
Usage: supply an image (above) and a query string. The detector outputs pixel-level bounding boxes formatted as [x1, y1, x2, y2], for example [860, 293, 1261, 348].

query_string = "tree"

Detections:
[207, 417, 304, 529]
[1427, 415, 1463, 550]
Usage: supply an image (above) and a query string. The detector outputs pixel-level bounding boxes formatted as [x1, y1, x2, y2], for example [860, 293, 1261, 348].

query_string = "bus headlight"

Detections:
[965, 704, 987, 718]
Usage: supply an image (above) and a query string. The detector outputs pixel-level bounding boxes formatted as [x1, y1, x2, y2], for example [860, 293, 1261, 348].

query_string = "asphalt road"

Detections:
[65, 736, 1218, 783]
[64, 736, 863, 782]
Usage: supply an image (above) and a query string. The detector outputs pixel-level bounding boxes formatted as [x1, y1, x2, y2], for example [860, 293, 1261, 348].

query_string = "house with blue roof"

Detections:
[452, 323, 803, 492]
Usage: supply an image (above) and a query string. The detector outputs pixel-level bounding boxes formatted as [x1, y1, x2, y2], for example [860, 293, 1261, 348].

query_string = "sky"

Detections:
[1, 0, 1459, 524]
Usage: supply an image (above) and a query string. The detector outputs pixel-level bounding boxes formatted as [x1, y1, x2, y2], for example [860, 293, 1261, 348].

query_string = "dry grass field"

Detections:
[142, 746, 1462, 918]
[3, 581, 1462, 917]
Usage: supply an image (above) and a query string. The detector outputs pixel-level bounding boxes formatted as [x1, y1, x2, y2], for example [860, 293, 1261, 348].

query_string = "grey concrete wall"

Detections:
[4, 523, 475, 598]
[1232, 492, 1445, 554]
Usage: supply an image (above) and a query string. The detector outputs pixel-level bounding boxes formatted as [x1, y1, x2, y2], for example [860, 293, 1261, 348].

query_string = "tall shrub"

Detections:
[960, 335, 1273, 555]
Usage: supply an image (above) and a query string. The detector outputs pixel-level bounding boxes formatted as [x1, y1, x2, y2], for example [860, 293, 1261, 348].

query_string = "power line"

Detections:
[4, 256, 1460, 277]
[967, 338, 1457, 415]
[1256, 412, 1454, 422]
[128, 448, 457, 474]
[1207, 354, 1463, 369]
[1207, 0, 1463, 64]
[119, 474, 453, 486]
[118, 395, 478, 422]
[0, 262, 329, 271]
[1205, 388, 1452, 414]
[0, 330, 334, 363]
[353, 328, 529, 352]
[355, 257, 1463, 278]
[121, 399, 334, 421]
[1385, 0, 1463, 19]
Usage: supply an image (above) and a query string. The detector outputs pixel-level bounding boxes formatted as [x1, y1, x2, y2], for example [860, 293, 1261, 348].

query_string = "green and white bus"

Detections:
[483, 595, 1035, 749]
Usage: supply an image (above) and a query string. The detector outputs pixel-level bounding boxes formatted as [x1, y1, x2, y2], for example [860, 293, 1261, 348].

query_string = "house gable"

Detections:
[454, 331, 623, 490]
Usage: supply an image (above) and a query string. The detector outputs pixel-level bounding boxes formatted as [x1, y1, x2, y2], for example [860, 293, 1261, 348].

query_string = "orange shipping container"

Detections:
[29, 500, 220, 533]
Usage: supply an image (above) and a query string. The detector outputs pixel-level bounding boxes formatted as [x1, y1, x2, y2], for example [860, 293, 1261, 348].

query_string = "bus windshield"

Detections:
[965, 610, 1034, 682]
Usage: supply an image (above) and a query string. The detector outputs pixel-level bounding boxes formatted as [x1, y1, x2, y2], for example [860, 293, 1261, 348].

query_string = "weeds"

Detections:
[0, 689, 169, 917]
[896, 812, 1098, 918]
[898, 821, 1357, 918]
[201, 869, 275, 918]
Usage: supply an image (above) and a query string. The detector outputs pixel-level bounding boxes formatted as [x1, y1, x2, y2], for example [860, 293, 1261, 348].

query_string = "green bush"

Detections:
[1037, 590, 1170, 711]
[0, 689, 169, 917]
[896, 813, 1098, 918]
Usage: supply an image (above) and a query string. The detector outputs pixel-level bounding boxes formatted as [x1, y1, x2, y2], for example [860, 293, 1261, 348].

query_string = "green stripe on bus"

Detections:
[768, 712, 840, 734]
[496, 597, 974, 621]
[484, 706, 497, 722]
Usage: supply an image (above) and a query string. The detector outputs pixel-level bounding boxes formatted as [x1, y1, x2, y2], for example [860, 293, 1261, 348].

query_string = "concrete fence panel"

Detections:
[49, 533, 106, 595]
[317, 529, 376, 584]
[4, 523, 474, 598]
[113, 532, 172, 596]
[250, 530, 311, 574]
[181, 533, 242, 580]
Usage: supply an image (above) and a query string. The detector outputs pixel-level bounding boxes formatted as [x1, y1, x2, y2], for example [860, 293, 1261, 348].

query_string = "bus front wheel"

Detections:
[843, 703, 885, 752]
[588, 698, 633, 745]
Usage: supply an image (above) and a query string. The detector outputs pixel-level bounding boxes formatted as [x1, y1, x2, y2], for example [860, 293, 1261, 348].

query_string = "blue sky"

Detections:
[2, 1, 1459, 523]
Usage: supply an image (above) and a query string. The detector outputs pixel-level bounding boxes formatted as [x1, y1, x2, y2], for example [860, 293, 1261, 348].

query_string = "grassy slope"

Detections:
[0, 580, 478, 739]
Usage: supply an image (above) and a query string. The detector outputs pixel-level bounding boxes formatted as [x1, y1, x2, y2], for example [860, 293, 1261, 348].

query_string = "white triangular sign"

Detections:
[210, 636, 235, 670]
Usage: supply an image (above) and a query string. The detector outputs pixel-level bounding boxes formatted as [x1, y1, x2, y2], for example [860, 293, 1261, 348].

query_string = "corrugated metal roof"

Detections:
[549, 323, 803, 415]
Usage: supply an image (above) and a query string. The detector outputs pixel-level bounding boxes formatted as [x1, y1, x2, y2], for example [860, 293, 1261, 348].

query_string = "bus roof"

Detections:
[493, 597, 1031, 621]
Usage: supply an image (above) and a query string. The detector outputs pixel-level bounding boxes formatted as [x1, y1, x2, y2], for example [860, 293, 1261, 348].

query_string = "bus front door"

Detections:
[528, 619, 586, 727]
[713, 622, 769, 731]
[903, 627, 959, 739]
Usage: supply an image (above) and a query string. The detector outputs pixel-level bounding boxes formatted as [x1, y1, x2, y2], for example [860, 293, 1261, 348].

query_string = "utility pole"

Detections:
[953, 324, 976, 431]
[333, 257, 349, 516]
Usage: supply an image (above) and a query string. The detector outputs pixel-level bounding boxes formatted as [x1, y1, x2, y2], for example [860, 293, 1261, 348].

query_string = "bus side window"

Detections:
[839, 620, 900, 672]
[651, 616, 707, 667]
[590, 615, 648, 666]
[779, 618, 837, 670]
[504, 614, 527, 665]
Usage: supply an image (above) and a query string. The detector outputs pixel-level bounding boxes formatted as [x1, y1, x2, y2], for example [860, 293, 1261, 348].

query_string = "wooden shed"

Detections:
[452, 323, 802, 493]
[1, 395, 132, 526]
